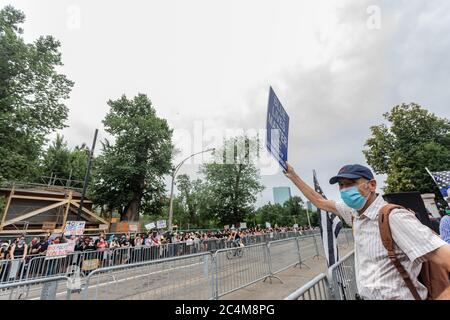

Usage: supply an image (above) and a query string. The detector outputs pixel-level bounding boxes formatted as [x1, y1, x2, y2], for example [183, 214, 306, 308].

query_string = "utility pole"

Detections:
[306, 207, 312, 230]
[77, 129, 98, 221]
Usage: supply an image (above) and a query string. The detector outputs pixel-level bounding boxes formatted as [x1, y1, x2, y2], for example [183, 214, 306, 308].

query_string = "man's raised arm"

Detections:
[284, 162, 339, 215]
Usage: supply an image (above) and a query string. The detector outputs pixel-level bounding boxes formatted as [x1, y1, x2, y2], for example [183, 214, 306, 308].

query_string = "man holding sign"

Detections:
[284, 162, 450, 300]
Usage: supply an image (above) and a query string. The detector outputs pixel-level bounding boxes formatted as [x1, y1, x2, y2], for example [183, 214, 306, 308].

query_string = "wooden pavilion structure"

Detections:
[0, 182, 108, 235]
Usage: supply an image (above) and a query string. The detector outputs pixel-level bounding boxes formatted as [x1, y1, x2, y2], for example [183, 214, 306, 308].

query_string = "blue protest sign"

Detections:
[266, 87, 289, 171]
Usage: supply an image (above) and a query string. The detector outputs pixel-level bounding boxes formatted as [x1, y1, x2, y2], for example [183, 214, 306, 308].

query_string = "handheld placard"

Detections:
[266, 87, 289, 171]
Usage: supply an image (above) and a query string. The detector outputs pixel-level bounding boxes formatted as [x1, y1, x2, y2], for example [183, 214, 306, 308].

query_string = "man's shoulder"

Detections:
[388, 206, 416, 217]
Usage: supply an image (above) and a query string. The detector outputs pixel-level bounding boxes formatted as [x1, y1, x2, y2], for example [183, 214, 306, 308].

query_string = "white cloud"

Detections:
[6, 0, 450, 206]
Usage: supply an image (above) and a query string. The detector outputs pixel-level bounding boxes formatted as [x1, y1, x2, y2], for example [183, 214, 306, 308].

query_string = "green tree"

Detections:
[253, 197, 316, 227]
[41, 134, 71, 178]
[175, 174, 206, 228]
[0, 5, 74, 182]
[40, 134, 89, 184]
[364, 103, 450, 199]
[200, 136, 264, 225]
[90, 94, 173, 222]
[282, 196, 306, 225]
[67, 144, 90, 182]
[254, 202, 284, 226]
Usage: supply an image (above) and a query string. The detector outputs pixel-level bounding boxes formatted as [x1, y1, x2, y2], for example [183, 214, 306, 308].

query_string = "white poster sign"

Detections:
[156, 220, 167, 229]
[64, 221, 85, 236]
[46, 243, 70, 259]
[145, 222, 156, 230]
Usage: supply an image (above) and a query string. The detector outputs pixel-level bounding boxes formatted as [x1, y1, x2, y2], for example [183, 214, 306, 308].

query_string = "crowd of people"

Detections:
[0, 225, 318, 262]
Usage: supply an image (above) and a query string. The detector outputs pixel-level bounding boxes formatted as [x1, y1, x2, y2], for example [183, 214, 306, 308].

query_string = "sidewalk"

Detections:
[220, 244, 354, 300]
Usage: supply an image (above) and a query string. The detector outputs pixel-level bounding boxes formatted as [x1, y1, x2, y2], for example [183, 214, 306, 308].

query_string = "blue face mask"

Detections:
[340, 185, 369, 210]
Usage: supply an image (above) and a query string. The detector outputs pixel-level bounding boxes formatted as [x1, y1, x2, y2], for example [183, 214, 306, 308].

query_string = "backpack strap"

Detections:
[378, 204, 422, 300]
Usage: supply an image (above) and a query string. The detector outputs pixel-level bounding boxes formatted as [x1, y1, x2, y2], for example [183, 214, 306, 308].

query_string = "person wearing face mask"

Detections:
[8, 236, 28, 280]
[9, 236, 28, 261]
[284, 162, 450, 300]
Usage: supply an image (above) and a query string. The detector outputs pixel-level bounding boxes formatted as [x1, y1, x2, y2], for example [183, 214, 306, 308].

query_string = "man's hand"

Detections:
[284, 162, 297, 180]
[282, 161, 339, 215]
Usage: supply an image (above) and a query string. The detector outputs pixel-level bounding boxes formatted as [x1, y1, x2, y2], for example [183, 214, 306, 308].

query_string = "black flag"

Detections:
[313, 170, 343, 266]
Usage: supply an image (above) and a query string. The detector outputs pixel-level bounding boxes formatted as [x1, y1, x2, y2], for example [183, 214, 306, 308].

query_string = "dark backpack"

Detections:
[378, 204, 450, 300]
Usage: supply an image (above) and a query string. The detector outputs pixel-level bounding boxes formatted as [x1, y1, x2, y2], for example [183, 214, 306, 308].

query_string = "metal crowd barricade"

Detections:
[284, 250, 356, 300]
[204, 238, 221, 250]
[266, 238, 300, 275]
[0, 275, 71, 300]
[212, 243, 271, 299]
[26, 255, 69, 280]
[24, 249, 112, 281]
[0, 258, 26, 284]
[16, 229, 350, 300]
[295, 233, 322, 261]
[284, 273, 332, 300]
[328, 250, 357, 300]
[0, 228, 330, 290]
[82, 252, 214, 300]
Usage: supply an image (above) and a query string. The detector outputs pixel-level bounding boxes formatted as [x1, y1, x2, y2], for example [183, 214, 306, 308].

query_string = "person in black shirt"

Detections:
[9, 236, 28, 260]
[120, 234, 131, 247]
[37, 236, 49, 255]
[82, 237, 95, 251]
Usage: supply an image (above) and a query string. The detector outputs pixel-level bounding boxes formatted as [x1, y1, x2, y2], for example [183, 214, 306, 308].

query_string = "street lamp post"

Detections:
[305, 207, 312, 230]
[167, 148, 215, 231]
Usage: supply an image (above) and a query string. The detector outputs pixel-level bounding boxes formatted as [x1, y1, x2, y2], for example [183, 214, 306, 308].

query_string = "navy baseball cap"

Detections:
[329, 164, 374, 185]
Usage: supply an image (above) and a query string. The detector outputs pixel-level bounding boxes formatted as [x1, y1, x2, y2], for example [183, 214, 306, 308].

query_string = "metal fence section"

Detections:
[284, 273, 332, 300]
[328, 250, 357, 300]
[284, 249, 357, 300]
[24, 250, 110, 281]
[266, 238, 300, 274]
[0, 229, 353, 300]
[82, 252, 214, 300]
[0, 258, 27, 284]
[212, 243, 271, 298]
[0, 276, 71, 300]
[0, 233, 309, 285]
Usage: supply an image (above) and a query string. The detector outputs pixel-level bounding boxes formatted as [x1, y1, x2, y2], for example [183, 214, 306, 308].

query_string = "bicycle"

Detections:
[226, 240, 244, 260]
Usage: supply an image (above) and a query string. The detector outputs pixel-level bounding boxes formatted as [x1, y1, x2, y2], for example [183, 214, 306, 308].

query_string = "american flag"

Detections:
[427, 169, 450, 199]
[313, 170, 342, 267]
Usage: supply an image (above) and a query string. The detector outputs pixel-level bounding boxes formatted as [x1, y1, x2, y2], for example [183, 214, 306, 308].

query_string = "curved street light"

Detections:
[167, 147, 215, 231]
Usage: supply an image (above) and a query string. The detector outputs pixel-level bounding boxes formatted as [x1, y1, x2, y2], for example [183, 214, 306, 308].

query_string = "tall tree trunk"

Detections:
[120, 205, 128, 221]
[125, 176, 145, 222]
[125, 192, 142, 222]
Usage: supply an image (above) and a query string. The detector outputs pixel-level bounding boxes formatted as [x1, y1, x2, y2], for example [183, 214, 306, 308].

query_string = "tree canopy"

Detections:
[40, 134, 89, 183]
[253, 196, 317, 227]
[199, 136, 264, 226]
[89, 94, 173, 222]
[364, 103, 450, 201]
[0, 5, 73, 182]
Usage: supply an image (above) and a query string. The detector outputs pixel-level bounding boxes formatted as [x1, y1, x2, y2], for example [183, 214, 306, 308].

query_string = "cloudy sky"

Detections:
[4, 0, 450, 206]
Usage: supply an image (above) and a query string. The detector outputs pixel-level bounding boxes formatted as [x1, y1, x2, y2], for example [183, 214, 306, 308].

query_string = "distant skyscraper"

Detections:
[273, 187, 292, 205]
[306, 200, 317, 212]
